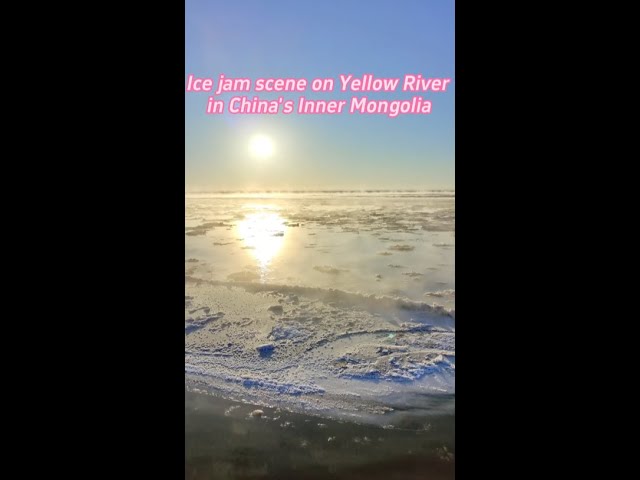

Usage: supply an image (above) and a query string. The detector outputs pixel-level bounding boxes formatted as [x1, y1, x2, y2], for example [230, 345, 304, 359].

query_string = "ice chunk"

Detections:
[256, 343, 275, 354]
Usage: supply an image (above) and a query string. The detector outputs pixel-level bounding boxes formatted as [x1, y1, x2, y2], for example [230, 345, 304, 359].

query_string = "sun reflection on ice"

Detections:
[237, 208, 287, 275]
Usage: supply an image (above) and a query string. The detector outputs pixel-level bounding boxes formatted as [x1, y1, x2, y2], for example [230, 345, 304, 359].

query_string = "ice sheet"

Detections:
[185, 191, 455, 422]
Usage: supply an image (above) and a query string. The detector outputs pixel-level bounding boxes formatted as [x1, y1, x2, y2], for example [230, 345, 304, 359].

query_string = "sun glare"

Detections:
[248, 134, 275, 159]
[237, 209, 286, 272]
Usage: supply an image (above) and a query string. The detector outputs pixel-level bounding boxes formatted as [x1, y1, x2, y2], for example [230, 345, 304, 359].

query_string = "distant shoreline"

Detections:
[186, 189, 454, 194]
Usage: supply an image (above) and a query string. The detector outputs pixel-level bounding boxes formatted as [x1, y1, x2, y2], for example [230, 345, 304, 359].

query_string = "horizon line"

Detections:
[185, 188, 455, 193]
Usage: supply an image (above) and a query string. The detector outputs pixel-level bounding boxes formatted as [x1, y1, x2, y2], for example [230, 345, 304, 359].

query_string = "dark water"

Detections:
[185, 390, 455, 479]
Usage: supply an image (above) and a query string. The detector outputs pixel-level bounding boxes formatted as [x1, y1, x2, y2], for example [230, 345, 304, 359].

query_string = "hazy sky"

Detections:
[185, 0, 454, 191]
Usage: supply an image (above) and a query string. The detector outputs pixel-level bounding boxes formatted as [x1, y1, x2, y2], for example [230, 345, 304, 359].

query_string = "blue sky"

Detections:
[185, 0, 454, 190]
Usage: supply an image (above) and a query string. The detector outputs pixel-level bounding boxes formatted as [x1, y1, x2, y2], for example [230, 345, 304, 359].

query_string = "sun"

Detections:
[248, 134, 274, 159]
